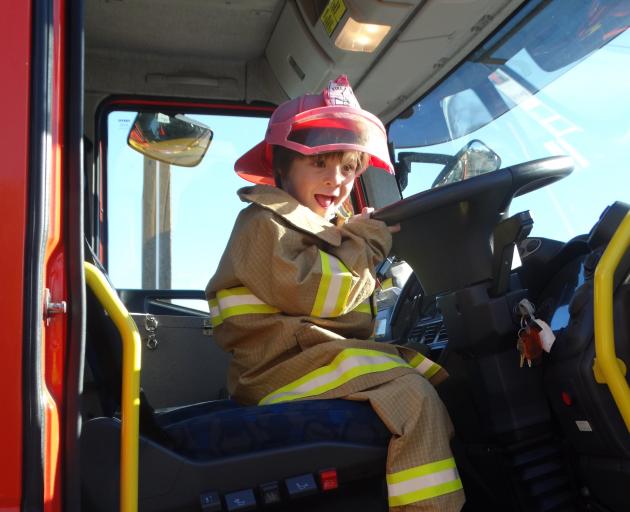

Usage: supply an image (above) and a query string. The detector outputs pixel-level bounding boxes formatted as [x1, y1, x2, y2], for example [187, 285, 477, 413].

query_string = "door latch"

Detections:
[44, 288, 67, 325]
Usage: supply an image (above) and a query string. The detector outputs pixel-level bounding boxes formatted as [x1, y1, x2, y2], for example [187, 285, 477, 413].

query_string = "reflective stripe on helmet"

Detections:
[409, 353, 443, 380]
[259, 348, 411, 405]
[209, 287, 280, 327]
[311, 251, 353, 318]
[387, 457, 463, 507]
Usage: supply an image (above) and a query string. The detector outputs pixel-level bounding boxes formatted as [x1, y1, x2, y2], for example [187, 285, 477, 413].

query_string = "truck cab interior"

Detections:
[72, 1, 630, 511]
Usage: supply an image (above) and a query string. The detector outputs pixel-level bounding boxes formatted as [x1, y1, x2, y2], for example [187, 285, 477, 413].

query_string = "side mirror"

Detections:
[394, 151, 455, 193]
[431, 139, 501, 188]
[127, 112, 213, 167]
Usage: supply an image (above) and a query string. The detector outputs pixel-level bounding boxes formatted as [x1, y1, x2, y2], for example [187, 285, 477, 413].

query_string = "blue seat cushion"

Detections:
[160, 399, 391, 461]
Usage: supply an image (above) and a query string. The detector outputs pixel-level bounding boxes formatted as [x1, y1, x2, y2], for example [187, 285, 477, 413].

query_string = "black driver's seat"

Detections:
[80, 253, 391, 511]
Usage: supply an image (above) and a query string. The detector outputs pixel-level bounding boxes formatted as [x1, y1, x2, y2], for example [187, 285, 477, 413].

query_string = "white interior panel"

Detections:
[86, 49, 245, 100]
[266, 2, 334, 98]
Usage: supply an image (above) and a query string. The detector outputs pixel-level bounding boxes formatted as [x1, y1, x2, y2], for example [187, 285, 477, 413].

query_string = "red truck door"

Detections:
[0, 1, 83, 510]
[0, 1, 32, 507]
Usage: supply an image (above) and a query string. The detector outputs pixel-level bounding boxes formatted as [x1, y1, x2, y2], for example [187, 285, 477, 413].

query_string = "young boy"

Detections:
[206, 76, 465, 511]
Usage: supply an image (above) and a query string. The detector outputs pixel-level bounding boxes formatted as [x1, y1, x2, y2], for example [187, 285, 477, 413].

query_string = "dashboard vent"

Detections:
[407, 317, 448, 349]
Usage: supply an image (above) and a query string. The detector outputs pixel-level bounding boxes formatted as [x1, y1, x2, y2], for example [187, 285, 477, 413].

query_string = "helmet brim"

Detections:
[234, 141, 275, 185]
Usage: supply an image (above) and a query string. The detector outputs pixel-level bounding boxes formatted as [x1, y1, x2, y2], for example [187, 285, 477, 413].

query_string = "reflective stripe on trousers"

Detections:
[409, 353, 442, 380]
[259, 348, 411, 405]
[387, 457, 463, 507]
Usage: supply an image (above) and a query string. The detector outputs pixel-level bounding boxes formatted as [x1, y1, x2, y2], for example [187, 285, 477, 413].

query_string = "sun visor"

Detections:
[266, 2, 333, 98]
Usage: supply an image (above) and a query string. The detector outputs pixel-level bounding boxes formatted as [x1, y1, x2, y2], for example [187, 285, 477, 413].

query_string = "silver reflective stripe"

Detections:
[322, 254, 348, 316]
[388, 467, 460, 497]
[409, 353, 442, 379]
[209, 304, 221, 318]
[210, 286, 280, 326]
[311, 251, 353, 318]
[218, 292, 266, 309]
[386, 457, 463, 506]
[414, 356, 434, 375]
[209, 298, 222, 327]
[260, 348, 410, 405]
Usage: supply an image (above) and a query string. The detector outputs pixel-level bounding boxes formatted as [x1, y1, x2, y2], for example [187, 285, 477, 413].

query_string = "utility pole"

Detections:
[142, 157, 172, 289]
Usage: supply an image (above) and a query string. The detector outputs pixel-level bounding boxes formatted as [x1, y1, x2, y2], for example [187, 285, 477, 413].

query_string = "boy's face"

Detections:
[282, 153, 357, 218]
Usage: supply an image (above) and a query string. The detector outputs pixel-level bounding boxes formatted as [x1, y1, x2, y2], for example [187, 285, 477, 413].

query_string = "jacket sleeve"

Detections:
[231, 211, 392, 317]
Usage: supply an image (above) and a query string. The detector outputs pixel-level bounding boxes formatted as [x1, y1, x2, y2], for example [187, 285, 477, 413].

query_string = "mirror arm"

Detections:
[398, 151, 453, 166]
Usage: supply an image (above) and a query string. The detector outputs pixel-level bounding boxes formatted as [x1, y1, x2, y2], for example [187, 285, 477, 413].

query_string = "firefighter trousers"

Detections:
[347, 373, 465, 511]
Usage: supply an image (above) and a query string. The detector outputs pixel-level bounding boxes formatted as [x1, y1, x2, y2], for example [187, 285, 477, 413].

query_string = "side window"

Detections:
[105, 111, 268, 305]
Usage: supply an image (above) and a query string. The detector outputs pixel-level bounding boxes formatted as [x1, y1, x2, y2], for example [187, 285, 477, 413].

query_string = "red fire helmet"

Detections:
[235, 75, 394, 185]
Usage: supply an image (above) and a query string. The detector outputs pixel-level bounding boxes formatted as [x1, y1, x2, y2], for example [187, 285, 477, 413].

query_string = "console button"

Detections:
[285, 474, 318, 498]
[259, 481, 282, 506]
[200, 491, 222, 511]
[225, 489, 256, 511]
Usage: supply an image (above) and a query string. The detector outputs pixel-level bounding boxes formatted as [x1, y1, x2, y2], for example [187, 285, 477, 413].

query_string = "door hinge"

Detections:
[44, 288, 67, 325]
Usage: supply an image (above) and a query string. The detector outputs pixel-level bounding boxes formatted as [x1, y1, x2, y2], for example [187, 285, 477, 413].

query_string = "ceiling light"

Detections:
[334, 17, 390, 53]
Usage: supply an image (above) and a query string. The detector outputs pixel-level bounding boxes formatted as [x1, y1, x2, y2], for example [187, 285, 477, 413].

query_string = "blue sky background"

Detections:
[107, 114, 268, 291]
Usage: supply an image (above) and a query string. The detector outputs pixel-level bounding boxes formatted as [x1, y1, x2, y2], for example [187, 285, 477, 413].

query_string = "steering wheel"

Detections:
[373, 156, 573, 225]
[371, 156, 574, 297]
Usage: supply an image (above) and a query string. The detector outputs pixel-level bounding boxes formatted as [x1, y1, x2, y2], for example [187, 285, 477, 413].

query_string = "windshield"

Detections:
[388, 0, 630, 242]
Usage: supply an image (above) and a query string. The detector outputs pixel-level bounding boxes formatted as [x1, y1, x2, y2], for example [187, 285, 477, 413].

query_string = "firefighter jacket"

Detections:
[206, 184, 446, 406]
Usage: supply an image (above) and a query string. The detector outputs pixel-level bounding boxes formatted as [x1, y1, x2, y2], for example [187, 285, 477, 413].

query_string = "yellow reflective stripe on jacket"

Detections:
[259, 348, 411, 405]
[387, 457, 463, 507]
[311, 251, 353, 318]
[409, 353, 442, 380]
[354, 300, 372, 315]
[210, 287, 280, 326]
[209, 298, 222, 327]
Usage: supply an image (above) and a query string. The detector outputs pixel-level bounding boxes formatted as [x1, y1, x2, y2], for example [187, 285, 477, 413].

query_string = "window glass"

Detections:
[106, 111, 268, 297]
[388, 0, 630, 242]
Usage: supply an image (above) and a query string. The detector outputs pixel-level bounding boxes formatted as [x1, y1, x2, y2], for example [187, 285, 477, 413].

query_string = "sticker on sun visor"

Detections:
[321, 0, 347, 36]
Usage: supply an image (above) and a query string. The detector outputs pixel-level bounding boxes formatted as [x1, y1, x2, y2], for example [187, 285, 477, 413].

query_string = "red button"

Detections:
[319, 469, 338, 491]
[561, 391, 572, 406]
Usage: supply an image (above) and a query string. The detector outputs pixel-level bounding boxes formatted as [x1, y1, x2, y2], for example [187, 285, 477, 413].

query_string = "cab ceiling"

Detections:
[85, 0, 525, 123]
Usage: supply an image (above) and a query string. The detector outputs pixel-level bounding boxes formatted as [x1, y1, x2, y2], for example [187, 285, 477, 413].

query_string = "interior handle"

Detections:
[593, 211, 630, 432]
[85, 262, 140, 512]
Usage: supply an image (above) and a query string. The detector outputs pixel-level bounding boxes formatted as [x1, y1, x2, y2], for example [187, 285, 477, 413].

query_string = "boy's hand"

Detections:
[348, 207, 401, 233]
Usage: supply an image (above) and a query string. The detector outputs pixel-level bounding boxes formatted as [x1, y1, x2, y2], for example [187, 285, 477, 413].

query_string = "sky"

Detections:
[106, 28, 630, 297]
[401, 29, 630, 243]
[107, 114, 268, 293]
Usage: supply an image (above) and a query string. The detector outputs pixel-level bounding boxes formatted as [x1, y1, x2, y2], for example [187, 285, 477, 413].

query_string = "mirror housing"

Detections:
[432, 140, 501, 188]
[127, 112, 213, 167]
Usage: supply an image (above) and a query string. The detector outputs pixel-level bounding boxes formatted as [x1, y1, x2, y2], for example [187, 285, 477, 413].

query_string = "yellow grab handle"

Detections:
[84, 262, 141, 512]
[593, 211, 630, 432]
